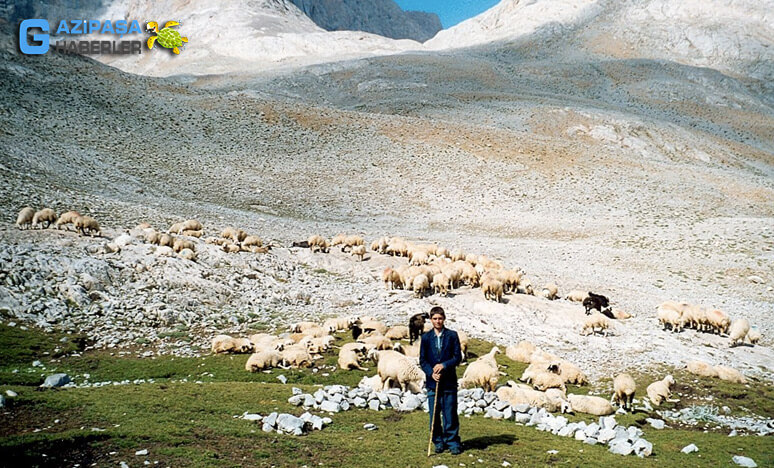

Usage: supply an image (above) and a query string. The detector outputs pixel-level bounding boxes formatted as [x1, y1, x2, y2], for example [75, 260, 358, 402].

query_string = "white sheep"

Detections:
[557, 360, 588, 386]
[55, 210, 81, 230]
[540, 283, 559, 300]
[16, 207, 35, 230]
[245, 351, 286, 372]
[340, 342, 368, 354]
[392, 341, 420, 358]
[181, 219, 203, 232]
[385, 325, 410, 340]
[728, 318, 750, 347]
[371, 350, 424, 392]
[412, 273, 430, 297]
[506, 341, 537, 363]
[282, 345, 314, 368]
[358, 374, 384, 392]
[173, 238, 195, 253]
[358, 334, 392, 350]
[360, 320, 388, 336]
[581, 312, 611, 336]
[351, 244, 366, 261]
[612, 373, 636, 411]
[177, 248, 196, 261]
[211, 335, 253, 354]
[714, 365, 747, 384]
[686, 361, 719, 378]
[32, 208, 56, 229]
[290, 321, 319, 333]
[457, 330, 469, 361]
[564, 290, 588, 302]
[74, 215, 101, 237]
[646, 375, 675, 406]
[460, 347, 500, 392]
[308, 234, 330, 253]
[497, 382, 570, 413]
[705, 308, 731, 335]
[481, 277, 504, 302]
[746, 328, 761, 345]
[432, 273, 451, 296]
[531, 371, 566, 392]
[567, 394, 615, 416]
[338, 348, 368, 371]
[656, 302, 685, 332]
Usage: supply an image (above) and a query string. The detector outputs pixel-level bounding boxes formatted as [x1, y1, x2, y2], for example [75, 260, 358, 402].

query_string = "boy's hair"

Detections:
[429, 306, 445, 318]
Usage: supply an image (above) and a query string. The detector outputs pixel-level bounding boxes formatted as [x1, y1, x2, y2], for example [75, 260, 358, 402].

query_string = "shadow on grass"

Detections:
[463, 433, 517, 450]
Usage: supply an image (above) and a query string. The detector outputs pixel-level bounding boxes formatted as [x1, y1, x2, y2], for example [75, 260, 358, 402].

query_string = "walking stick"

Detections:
[427, 378, 441, 456]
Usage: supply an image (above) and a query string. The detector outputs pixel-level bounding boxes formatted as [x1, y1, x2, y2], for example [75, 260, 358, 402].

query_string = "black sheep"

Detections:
[409, 312, 430, 344]
[583, 292, 610, 315]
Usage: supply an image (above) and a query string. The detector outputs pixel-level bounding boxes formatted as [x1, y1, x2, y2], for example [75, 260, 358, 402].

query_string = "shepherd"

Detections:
[419, 306, 463, 455]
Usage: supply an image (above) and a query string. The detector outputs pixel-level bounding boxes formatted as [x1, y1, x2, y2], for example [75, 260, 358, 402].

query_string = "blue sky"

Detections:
[394, 0, 501, 29]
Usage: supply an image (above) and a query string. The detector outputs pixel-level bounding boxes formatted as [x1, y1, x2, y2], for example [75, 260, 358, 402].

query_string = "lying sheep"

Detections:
[557, 360, 588, 386]
[612, 373, 636, 412]
[459, 357, 499, 392]
[241, 235, 263, 249]
[222, 242, 240, 253]
[55, 211, 81, 230]
[181, 219, 203, 232]
[372, 350, 424, 392]
[506, 341, 537, 363]
[581, 312, 611, 336]
[338, 348, 368, 371]
[714, 365, 747, 384]
[178, 248, 196, 261]
[540, 283, 559, 300]
[16, 207, 35, 230]
[567, 394, 614, 416]
[686, 360, 719, 378]
[282, 345, 314, 368]
[360, 320, 388, 336]
[211, 335, 253, 354]
[385, 325, 410, 340]
[290, 321, 319, 333]
[531, 371, 566, 392]
[611, 308, 632, 319]
[729, 318, 750, 347]
[358, 334, 392, 351]
[646, 375, 675, 406]
[497, 382, 570, 413]
[564, 290, 588, 302]
[340, 342, 368, 354]
[32, 208, 57, 229]
[245, 351, 286, 372]
[172, 238, 195, 253]
[74, 215, 101, 237]
[481, 277, 504, 302]
[155, 246, 175, 257]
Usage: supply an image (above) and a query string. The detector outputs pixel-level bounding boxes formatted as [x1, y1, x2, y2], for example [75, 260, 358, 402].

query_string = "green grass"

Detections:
[1, 323, 773, 467]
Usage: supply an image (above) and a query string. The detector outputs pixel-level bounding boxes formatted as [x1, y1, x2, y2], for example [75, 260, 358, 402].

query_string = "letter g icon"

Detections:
[20, 19, 49, 55]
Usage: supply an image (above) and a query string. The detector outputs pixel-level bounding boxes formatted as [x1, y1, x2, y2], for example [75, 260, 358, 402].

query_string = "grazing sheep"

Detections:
[308, 234, 330, 253]
[686, 360, 719, 378]
[705, 308, 731, 335]
[581, 312, 611, 336]
[172, 238, 195, 253]
[457, 330, 469, 361]
[564, 290, 588, 302]
[382, 267, 403, 290]
[432, 273, 451, 296]
[74, 215, 101, 237]
[481, 277, 504, 302]
[612, 373, 636, 411]
[371, 350, 424, 392]
[646, 375, 675, 406]
[55, 211, 81, 230]
[16, 207, 35, 230]
[245, 351, 286, 372]
[351, 244, 366, 261]
[714, 365, 747, 384]
[657, 304, 685, 332]
[385, 325, 410, 340]
[32, 208, 57, 229]
[540, 283, 559, 300]
[746, 328, 761, 345]
[338, 348, 369, 371]
[409, 312, 429, 344]
[506, 341, 537, 363]
[728, 318, 750, 347]
[583, 292, 609, 315]
[567, 394, 615, 416]
[241, 235, 263, 249]
[181, 219, 203, 232]
[211, 335, 253, 354]
[412, 274, 430, 297]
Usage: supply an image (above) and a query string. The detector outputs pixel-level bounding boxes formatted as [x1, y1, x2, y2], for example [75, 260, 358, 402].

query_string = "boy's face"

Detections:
[431, 314, 445, 330]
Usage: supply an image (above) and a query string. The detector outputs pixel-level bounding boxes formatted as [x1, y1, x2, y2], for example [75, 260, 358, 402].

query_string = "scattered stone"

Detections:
[732, 456, 757, 467]
[0, 395, 5, 408]
[681, 444, 698, 454]
[135, 449, 149, 456]
[632, 439, 652, 457]
[646, 418, 665, 430]
[608, 439, 634, 456]
[363, 423, 377, 430]
[546, 450, 558, 454]
[276, 374, 287, 384]
[41, 373, 71, 388]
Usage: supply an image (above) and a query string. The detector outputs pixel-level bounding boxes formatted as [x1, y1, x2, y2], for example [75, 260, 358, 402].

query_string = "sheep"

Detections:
[385, 325, 410, 340]
[520, 360, 559, 384]
[432, 273, 451, 296]
[54, 210, 81, 230]
[686, 360, 719, 378]
[245, 351, 286, 372]
[74, 215, 101, 237]
[457, 330, 469, 361]
[557, 360, 588, 386]
[181, 229, 203, 238]
[31, 208, 57, 229]
[515, 276, 533, 295]
[506, 341, 537, 363]
[322, 316, 355, 333]
[371, 350, 424, 392]
[360, 320, 388, 336]
[155, 245, 175, 257]
[540, 283, 559, 300]
[358, 374, 384, 392]
[728, 318, 750, 347]
[177, 248, 196, 261]
[211, 335, 253, 354]
[412, 273, 430, 297]
[145, 230, 161, 245]
[746, 328, 761, 345]
[583, 292, 609, 315]
[157, 233, 174, 247]
[497, 382, 570, 413]
[358, 334, 392, 351]
[564, 290, 588, 302]
[303, 335, 336, 354]
[611, 308, 632, 319]
[481, 277, 504, 302]
[351, 244, 366, 261]
[459, 358, 499, 392]
[382, 267, 403, 290]
[282, 345, 314, 368]
[646, 375, 675, 406]
[172, 238, 195, 253]
[531, 371, 566, 392]
[581, 312, 611, 336]
[338, 348, 369, 371]
[612, 373, 636, 411]
[241, 235, 263, 249]
[567, 394, 615, 416]
[705, 308, 731, 335]
[392, 341, 420, 358]
[340, 342, 368, 354]
[16, 207, 35, 229]
[409, 312, 429, 344]
[478, 346, 501, 369]
[290, 321, 319, 333]
[222, 242, 240, 253]
[221, 226, 246, 243]
[714, 365, 747, 384]
[308, 234, 330, 253]
[656, 304, 685, 332]
[181, 219, 203, 232]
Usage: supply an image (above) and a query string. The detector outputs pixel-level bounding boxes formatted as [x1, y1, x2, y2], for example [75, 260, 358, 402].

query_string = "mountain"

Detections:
[289, 0, 441, 42]
[88, 0, 418, 76]
[426, 0, 773, 83]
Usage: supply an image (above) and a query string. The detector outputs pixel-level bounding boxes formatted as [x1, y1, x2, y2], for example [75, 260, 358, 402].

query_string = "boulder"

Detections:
[41, 373, 71, 388]
[732, 456, 757, 467]
[681, 444, 699, 454]
[608, 439, 634, 456]
[632, 439, 653, 457]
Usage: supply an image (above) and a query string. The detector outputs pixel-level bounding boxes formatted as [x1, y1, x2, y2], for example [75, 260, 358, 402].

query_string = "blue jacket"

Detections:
[419, 328, 462, 391]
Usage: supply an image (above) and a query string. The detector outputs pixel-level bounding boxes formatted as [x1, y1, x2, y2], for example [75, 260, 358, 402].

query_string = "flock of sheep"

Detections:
[656, 300, 762, 347]
[15, 207, 101, 236]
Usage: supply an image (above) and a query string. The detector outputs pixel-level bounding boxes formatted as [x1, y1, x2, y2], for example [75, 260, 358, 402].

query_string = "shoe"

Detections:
[449, 447, 462, 455]
[434, 446, 445, 454]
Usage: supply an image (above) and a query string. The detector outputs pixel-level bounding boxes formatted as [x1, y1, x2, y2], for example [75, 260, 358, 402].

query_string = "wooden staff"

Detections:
[427, 378, 441, 456]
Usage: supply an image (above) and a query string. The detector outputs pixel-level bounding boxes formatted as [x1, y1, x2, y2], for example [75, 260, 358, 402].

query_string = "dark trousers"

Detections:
[427, 389, 461, 450]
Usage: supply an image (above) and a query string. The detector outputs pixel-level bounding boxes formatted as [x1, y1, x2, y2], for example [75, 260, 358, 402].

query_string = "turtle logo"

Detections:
[146, 21, 188, 54]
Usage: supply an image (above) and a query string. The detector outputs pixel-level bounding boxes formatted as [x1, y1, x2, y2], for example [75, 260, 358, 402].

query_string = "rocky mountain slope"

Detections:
[290, 0, 441, 42]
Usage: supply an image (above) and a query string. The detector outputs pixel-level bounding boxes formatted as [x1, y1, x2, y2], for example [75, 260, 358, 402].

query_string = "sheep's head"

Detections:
[665, 375, 675, 386]
[490, 346, 501, 355]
